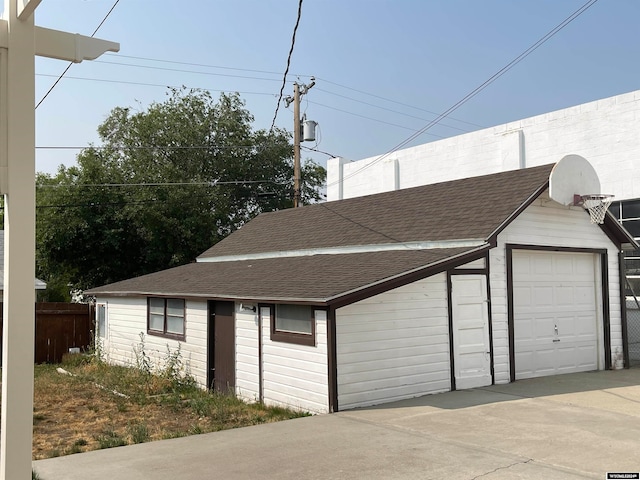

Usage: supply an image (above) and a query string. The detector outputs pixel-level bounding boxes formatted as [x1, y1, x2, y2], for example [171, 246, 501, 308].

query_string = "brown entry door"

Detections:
[207, 301, 235, 393]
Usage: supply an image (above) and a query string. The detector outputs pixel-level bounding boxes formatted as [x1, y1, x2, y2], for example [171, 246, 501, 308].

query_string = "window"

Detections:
[148, 298, 185, 339]
[97, 304, 106, 338]
[611, 199, 640, 239]
[269, 304, 315, 346]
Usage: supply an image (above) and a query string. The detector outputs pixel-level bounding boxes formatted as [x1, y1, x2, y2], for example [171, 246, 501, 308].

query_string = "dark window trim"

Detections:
[327, 306, 338, 413]
[619, 252, 631, 369]
[269, 303, 317, 347]
[147, 297, 186, 341]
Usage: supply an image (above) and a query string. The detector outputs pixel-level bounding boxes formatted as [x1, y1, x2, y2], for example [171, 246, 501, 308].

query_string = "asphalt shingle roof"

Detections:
[89, 165, 568, 303]
[87, 247, 485, 303]
[198, 164, 554, 258]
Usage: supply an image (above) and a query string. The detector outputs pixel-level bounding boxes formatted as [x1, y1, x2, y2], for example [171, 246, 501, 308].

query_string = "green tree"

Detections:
[36, 88, 325, 295]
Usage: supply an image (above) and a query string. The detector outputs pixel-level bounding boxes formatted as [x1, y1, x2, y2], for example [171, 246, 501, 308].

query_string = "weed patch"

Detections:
[95, 429, 127, 449]
[127, 422, 150, 444]
[27, 355, 307, 460]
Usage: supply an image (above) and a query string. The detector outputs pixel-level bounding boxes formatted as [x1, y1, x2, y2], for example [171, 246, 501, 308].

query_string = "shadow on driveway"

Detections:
[348, 368, 640, 412]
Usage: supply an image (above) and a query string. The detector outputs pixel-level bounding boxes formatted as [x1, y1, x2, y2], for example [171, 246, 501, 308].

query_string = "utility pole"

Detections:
[285, 77, 315, 208]
[0, 2, 118, 478]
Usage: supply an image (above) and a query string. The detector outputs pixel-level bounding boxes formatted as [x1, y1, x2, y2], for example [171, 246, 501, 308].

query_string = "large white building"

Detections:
[327, 89, 640, 240]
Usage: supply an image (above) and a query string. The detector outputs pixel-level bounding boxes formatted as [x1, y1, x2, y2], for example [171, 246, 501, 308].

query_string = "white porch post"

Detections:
[1, 1, 37, 479]
[0, 2, 118, 477]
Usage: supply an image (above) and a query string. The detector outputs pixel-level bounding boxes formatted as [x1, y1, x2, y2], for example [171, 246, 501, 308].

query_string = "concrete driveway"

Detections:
[34, 369, 640, 479]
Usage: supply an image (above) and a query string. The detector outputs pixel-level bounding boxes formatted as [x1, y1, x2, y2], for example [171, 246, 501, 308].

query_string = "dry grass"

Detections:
[2, 356, 307, 459]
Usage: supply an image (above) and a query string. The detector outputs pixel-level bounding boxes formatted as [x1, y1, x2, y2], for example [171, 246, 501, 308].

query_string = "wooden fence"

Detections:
[0, 302, 95, 364]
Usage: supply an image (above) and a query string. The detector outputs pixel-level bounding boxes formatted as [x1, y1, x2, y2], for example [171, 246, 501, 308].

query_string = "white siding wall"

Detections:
[96, 298, 329, 413]
[235, 306, 259, 402]
[491, 196, 623, 383]
[456, 257, 485, 269]
[328, 89, 640, 202]
[95, 297, 209, 387]
[261, 309, 329, 414]
[336, 273, 450, 410]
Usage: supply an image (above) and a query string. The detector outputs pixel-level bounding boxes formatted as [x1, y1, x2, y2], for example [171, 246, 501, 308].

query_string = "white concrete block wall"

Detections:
[96, 297, 208, 387]
[490, 195, 623, 383]
[335, 273, 451, 410]
[261, 309, 329, 414]
[328, 89, 640, 203]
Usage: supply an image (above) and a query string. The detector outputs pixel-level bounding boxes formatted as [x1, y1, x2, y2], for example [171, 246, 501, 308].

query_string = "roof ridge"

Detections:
[197, 239, 488, 263]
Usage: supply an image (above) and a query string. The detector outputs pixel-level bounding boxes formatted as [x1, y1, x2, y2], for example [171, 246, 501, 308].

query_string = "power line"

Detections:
[328, 0, 600, 188]
[37, 58, 480, 140]
[93, 60, 284, 83]
[315, 77, 486, 129]
[315, 87, 471, 134]
[36, 145, 263, 150]
[103, 53, 313, 79]
[270, 0, 304, 132]
[35, 73, 277, 97]
[308, 100, 445, 138]
[35, 199, 161, 209]
[35, 70, 444, 140]
[35, 0, 121, 110]
[89, 0, 120, 35]
[104, 53, 480, 131]
[301, 145, 339, 158]
[37, 180, 287, 188]
[102, 52, 483, 132]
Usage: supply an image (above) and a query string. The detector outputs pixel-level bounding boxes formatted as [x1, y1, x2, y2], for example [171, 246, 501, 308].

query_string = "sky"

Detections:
[24, 0, 640, 175]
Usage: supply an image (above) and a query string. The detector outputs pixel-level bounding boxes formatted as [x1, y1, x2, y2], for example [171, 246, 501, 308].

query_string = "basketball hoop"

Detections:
[578, 194, 614, 224]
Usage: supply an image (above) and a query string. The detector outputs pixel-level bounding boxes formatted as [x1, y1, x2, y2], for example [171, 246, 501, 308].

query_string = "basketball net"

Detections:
[580, 194, 614, 224]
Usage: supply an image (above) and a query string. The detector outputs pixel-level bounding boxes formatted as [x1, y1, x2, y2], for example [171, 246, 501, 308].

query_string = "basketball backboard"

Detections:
[548, 154, 600, 206]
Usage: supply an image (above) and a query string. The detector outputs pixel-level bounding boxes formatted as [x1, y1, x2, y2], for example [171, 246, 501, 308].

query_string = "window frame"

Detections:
[96, 303, 107, 339]
[268, 303, 316, 346]
[147, 297, 186, 341]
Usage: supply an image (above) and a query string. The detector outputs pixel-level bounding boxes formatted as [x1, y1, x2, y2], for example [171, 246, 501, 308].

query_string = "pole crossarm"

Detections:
[0, 21, 120, 61]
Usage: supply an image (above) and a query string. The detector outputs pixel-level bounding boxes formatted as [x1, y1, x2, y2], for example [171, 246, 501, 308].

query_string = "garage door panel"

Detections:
[555, 256, 574, 274]
[515, 315, 556, 341]
[518, 349, 556, 379]
[556, 346, 596, 370]
[513, 286, 532, 307]
[576, 257, 595, 274]
[513, 250, 599, 379]
[533, 256, 553, 275]
[575, 286, 595, 305]
[514, 351, 534, 378]
[533, 286, 555, 305]
[555, 286, 574, 305]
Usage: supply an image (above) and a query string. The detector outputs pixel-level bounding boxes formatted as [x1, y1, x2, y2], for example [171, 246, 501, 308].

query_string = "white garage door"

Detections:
[513, 250, 599, 379]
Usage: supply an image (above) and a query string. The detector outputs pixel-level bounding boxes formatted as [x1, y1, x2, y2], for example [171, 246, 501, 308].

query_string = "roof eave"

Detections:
[326, 244, 491, 309]
[601, 211, 639, 250]
[89, 290, 330, 306]
[89, 245, 493, 307]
